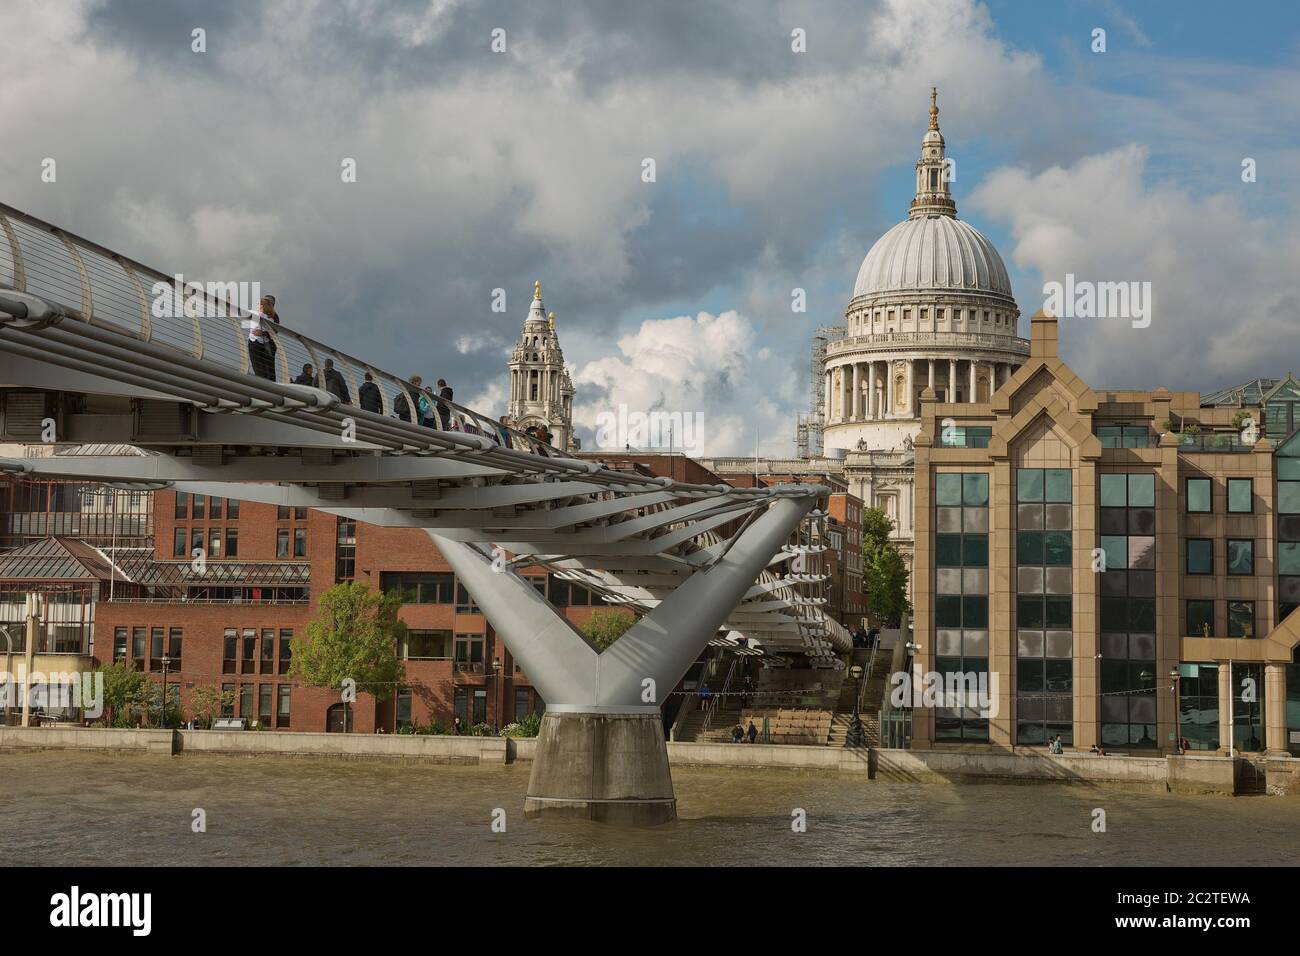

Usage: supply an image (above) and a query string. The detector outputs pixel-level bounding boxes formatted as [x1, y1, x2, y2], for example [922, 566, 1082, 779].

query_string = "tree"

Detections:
[95, 660, 148, 727]
[861, 507, 910, 626]
[581, 609, 637, 651]
[187, 684, 233, 729]
[290, 582, 407, 705]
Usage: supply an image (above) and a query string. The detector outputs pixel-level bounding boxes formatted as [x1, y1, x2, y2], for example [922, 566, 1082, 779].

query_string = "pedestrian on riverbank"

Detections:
[747, 720, 758, 744]
[699, 683, 711, 710]
[452, 715, 461, 736]
[731, 724, 744, 744]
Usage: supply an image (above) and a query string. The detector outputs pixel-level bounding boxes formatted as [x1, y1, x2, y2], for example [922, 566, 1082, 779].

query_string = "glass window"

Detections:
[277, 505, 290, 520]
[192, 494, 206, 519]
[1227, 539, 1254, 576]
[936, 474, 962, 506]
[209, 497, 222, 519]
[1280, 542, 1300, 575]
[227, 498, 240, 519]
[1017, 469, 1044, 503]
[1228, 601, 1255, 638]
[1186, 600, 1214, 638]
[225, 528, 238, 557]
[1128, 474, 1155, 508]
[405, 630, 452, 659]
[276, 529, 289, 558]
[174, 492, 188, 519]
[1044, 469, 1071, 503]
[239, 684, 254, 717]
[1186, 478, 1212, 513]
[1227, 478, 1252, 513]
[962, 473, 988, 507]
[113, 627, 127, 662]
[208, 528, 221, 557]
[1280, 481, 1300, 514]
[173, 528, 186, 557]
[1186, 538, 1213, 575]
[293, 527, 307, 557]
[1100, 474, 1127, 507]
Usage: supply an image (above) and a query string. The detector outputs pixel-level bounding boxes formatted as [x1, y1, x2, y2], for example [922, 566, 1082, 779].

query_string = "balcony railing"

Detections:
[825, 331, 1030, 356]
[1175, 433, 1256, 454]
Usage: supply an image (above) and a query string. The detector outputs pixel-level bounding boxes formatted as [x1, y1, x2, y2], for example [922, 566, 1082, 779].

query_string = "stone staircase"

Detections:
[825, 647, 893, 747]
[675, 698, 745, 743]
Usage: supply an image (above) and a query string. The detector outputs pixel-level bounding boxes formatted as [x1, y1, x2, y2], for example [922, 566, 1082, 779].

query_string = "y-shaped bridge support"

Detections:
[432, 494, 815, 825]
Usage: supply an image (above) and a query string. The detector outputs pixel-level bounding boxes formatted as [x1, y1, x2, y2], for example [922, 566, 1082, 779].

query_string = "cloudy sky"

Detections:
[2, 0, 1298, 455]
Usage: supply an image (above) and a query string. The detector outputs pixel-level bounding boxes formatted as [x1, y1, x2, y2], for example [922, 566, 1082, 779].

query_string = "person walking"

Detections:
[244, 294, 280, 381]
[292, 363, 316, 386]
[435, 379, 453, 430]
[418, 385, 437, 428]
[358, 371, 382, 413]
[698, 682, 711, 710]
[746, 720, 758, 744]
[452, 715, 461, 736]
[321, 359, 351, 405]
[393, 375, 422, 422]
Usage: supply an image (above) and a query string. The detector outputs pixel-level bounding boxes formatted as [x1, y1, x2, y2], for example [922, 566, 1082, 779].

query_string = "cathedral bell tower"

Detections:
[506, 280, 578, 451]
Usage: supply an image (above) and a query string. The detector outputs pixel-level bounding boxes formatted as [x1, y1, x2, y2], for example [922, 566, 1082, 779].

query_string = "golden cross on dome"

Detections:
[534, 279, 542, 300]
[929, 87, 939, 130]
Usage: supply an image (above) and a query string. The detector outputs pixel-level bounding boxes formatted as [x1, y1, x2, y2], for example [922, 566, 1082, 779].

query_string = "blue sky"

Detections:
[1, 0, 1297, 454]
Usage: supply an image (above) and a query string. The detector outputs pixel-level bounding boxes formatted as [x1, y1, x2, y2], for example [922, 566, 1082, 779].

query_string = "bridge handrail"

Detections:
[0, 201, 567, 460]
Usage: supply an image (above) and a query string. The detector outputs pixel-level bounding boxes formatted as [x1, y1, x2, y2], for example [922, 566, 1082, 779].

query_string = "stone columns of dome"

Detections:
[885, 362, 895, 416]
[823, 369, 831, 425]
[948, 357, 957, 402]
[851, 362, 861, 421]
[969, 360, 977, 404]
[867, 361, 877, 420]
[906, 358, 916, 418]
[927, 358, 935, 391]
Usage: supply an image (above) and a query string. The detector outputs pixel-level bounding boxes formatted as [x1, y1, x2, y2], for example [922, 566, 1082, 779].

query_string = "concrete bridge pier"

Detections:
[431, 493, 816, 826]
[525, 709, 675, 824]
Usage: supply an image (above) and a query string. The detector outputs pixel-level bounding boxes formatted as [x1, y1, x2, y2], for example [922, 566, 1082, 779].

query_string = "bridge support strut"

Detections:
[431, 494, 814, 826]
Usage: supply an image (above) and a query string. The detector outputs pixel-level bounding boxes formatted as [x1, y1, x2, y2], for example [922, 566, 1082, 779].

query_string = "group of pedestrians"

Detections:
[240, 294, 554, 456]
[730, 720, 759, 744]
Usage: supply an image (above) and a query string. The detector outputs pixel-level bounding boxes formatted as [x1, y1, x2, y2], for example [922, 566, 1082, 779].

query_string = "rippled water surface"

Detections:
[4, 752, 1299, 866]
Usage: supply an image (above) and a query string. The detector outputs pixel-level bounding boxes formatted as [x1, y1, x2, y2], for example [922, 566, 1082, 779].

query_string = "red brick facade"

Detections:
[93, 491, 602, 733]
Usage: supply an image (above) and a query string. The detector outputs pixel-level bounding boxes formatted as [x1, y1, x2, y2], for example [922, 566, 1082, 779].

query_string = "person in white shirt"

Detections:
[244, 294, 280, 380]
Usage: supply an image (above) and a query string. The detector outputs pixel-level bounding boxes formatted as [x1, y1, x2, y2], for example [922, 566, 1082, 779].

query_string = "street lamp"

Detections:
[492, 657, 502, 734]
[844, 663, 866, 748]
[159, 655, 171, 729]
[1169, 665, 1182, 755]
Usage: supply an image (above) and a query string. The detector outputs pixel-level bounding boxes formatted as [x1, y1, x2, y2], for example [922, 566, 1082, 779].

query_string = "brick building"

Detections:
[2, 477, 613, 732]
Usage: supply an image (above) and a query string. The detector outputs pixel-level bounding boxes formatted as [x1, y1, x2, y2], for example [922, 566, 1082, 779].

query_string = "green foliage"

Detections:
[290, 582, 406, 703]
[397, 719, 451, 736]
[581, 608, 637, 651]
[861, 507, 910, 626]
[861, 506, 895, 555]
[186, 684, 233, 729]
[95, 660, 148, 726]
[502, 711, 542, 737]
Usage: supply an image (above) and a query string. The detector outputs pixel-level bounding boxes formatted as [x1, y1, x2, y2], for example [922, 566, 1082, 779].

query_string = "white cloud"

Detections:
[572, 309, 800, 457]
[968, 144, 1300, 389]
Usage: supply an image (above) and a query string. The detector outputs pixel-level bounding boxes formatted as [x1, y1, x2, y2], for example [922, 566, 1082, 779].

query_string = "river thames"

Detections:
[5, 751, 1300, 866]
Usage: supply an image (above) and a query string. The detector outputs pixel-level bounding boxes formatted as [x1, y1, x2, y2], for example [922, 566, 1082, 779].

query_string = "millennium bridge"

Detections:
[0, 201, 848, 824]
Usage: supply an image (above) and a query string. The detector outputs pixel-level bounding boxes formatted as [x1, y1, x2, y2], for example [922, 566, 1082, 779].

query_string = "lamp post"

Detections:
[844, 663, 866, 748]
[159, 654, 171, 729]
[1170, 665, 1182, 755]
[492, 657, 502, 734]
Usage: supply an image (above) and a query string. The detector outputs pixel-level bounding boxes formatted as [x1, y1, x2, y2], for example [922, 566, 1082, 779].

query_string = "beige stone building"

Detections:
[910, 312, 1300, 755]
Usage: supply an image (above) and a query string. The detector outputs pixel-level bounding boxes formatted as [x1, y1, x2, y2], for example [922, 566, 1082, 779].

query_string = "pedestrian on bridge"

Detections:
[292, 364, 316, 386]
[244, 294, 280, 381]
[393, 375, 422, 422]
[358, 371, 382, 413]
[321, 359, 351, 405]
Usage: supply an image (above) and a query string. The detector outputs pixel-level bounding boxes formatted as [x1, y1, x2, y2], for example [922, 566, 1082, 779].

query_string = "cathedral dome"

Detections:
[852, 214, 1013, 300]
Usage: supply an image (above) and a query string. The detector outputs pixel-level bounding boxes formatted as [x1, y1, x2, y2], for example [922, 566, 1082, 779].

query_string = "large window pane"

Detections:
[1186, 478, 1211, 513]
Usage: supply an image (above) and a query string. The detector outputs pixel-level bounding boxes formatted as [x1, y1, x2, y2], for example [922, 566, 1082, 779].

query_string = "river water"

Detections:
[4, 751, 1298, 866]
